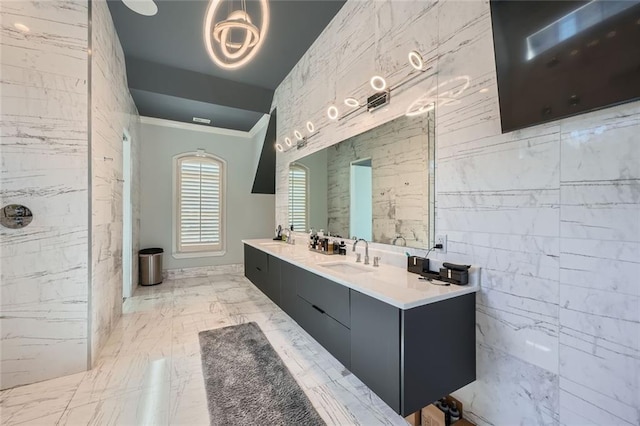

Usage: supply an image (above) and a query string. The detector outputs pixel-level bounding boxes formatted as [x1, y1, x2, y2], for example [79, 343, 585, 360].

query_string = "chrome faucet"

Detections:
[352, 238, 369, 265]
[392, 235, 407, 246]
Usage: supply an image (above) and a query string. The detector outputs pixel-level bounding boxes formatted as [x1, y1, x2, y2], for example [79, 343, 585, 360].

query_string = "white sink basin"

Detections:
[318, 261, 373, 275]
[259, 241, 286, 247]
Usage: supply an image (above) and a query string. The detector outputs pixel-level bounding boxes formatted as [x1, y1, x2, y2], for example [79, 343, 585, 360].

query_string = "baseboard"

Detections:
[163, 263, 244, 280]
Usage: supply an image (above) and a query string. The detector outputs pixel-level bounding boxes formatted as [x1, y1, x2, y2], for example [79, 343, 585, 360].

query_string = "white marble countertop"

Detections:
[243, 239, 479, 309]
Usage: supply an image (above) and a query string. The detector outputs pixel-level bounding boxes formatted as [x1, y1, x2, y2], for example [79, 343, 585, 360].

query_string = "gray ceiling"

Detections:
[108, 0, 346, 130]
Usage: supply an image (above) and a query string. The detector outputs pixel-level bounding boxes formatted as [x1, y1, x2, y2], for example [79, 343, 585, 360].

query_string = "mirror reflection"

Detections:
[289, 111, 435, 248]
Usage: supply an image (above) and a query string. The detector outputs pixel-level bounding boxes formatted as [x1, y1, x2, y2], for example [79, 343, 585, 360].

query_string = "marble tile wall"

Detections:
[272, 0, 640, 424]
[0, 0, 90, 389]
[89, 0, 140, 366]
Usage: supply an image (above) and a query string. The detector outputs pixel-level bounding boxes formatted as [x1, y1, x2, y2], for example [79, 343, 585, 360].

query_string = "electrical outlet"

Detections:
[435, 234, 447, 253]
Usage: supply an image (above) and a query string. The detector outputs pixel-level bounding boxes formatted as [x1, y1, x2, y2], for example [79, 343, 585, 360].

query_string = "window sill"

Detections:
[172, 250, 226, 259]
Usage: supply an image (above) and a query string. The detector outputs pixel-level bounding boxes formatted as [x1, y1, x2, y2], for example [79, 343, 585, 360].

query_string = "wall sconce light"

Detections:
[277, 48, 439, 154]
[306, 121, 315, 132]
[327, 105, 339, 120]
[344, 97, 360, 108]
[408, 50, 424, 71]
[370, 75, 387, 91]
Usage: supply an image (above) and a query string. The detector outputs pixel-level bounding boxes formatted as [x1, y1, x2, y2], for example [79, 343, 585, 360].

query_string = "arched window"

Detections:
[173, 151, 225, 256]
[288, 163, 308, 232]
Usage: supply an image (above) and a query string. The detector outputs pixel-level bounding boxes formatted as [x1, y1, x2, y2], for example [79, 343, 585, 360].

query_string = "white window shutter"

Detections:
[177, 156, 224, 253]
[288, 165, 308, 232]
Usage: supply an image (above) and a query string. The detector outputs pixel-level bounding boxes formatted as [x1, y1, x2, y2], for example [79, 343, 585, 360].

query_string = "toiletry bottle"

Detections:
[318, 229, 324, 238]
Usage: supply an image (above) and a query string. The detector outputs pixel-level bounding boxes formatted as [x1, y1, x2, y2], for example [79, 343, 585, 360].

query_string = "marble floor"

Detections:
[0, 272, 406, 426]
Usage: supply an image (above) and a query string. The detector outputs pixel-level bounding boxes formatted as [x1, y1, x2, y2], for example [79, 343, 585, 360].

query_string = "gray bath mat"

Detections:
[198, 322, 325, 426]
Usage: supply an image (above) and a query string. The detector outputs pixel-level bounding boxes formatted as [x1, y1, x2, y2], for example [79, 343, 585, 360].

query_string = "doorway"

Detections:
[349, 158, 372, 241]
[122, 129, 133, 299]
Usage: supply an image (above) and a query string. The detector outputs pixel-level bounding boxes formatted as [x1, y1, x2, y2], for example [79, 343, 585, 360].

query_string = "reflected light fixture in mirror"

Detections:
[204, 0, 269, 69]
[284, 137, 292, 147]
[275, 143, 284, 152]
[294, 130, 303, 140]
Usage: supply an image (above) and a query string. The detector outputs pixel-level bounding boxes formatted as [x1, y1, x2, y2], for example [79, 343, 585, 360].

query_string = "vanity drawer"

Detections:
[244, 244, 268, 290]
[296, 296, 351, 368]
[294, 267, 350, 327]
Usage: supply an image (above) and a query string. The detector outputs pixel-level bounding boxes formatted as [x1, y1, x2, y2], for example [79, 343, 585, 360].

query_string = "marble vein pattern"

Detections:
[271, 0, 640, 424]
[90, 0, 140, 366]
[0, 0, 89, 389]
[0, 272, 407, 426]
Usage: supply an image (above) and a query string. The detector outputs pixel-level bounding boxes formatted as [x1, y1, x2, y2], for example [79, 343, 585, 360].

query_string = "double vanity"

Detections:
[243, 239, 479, 416]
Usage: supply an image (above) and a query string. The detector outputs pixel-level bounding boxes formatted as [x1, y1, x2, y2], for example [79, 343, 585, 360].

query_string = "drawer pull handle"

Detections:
[256, 267, 262, 271]
[312, 305, 325, 315]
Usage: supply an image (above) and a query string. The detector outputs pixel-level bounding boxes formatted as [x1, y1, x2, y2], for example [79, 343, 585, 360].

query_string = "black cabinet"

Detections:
[350, 290, 476, 416]
[296, 296, 351, 367]
[279, 261, 299, 320]
[243, 243, 476, 417]
[244, 244, 268, 291]
[401, 292, 476, 415]
[350, 290, 400, 412]
[264, 255, 281, 305]
[294, 266, 350, 328]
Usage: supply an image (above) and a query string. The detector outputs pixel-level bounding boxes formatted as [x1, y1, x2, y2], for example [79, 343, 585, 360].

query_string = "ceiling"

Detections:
[108, 0, 346, 131]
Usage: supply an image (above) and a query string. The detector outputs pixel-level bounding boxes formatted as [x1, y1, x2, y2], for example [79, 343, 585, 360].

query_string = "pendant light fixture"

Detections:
[204, 0, 269, 69]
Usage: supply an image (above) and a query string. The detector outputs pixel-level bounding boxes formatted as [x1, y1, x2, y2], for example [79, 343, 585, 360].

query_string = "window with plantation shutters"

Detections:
[288, 164, 308, 232]
[174, 153, 225, 255]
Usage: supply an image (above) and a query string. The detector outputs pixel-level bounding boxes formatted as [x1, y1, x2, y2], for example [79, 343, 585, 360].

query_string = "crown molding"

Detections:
[139, 115, 269, 139]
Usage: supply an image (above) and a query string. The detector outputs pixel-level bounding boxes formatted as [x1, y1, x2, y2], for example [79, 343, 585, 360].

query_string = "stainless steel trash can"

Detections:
[139, 248, 163, 286]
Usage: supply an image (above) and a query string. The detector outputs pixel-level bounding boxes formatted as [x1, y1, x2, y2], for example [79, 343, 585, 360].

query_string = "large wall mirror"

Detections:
[288, 111, 435, 249]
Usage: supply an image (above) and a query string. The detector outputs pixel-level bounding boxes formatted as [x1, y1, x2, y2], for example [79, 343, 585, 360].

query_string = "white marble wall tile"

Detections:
[0, 0, 89, 390]
[558, 102, 640, 426]
[454, 343, 559, 425]
[89, 0, 140, 365]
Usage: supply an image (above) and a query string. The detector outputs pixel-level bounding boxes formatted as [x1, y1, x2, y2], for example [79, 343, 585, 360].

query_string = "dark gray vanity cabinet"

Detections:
[244, 244, 281, 305]
[264, 255, 281, 305]
[401, 292, 476, 415]
[350, 290, 401, 412]
[350, 290, 476, 416]
[282, 261, 351, 367]
[243, 244, 476, 417]
[279, 261, 300, 320]
[244, 244, 268, 291]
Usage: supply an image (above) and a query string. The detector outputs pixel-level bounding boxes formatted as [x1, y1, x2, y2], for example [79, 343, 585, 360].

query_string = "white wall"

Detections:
[0, 0, 89, 389]
[272, 1, 640, 424]
[139, 120, 275, 271]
